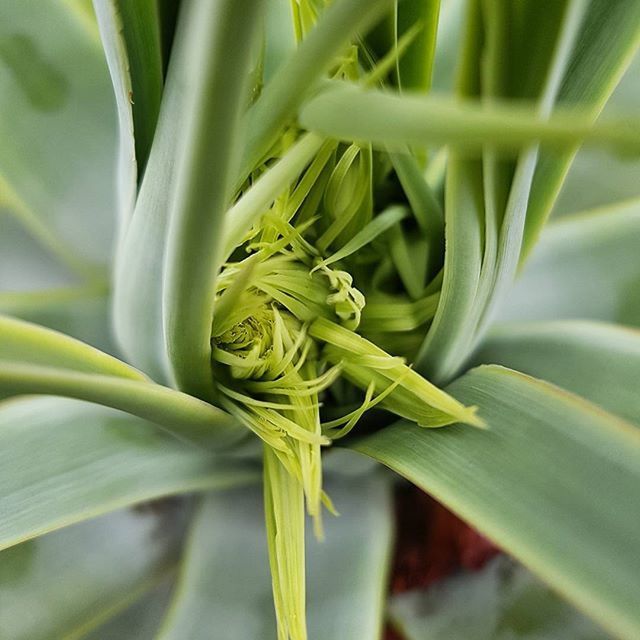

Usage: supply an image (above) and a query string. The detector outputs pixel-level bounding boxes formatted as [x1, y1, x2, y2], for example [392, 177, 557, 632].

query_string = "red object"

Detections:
[384, 625, 405, 640]
[383, 484, 500, 638]
[390, 483, 500, 594]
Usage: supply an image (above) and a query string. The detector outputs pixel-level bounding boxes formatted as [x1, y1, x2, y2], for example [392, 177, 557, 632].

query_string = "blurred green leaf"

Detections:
[0, 507, 181, 640]
[0, 314, 142, 379]
[497, 199, 640, 327]
[299, 84, 640, 153]
[157, 471, 393, 640]
[430, 0, 465, 92]
[85, 579, 175, 640]
[263, 0, 296, 81]
[470, 0, 588, 363]
[351, 365, 640, 640]
[305, 472, 393, 640]
[553, 53, 640, 217]
[522, 0, 640, 257]
[0, 396, 257, 551]
[156, 486, 274, 640]
[390, 556, 605, 640]
[0, 212, 75, 291]
[472, 321, 640, 425]
[0, 0, 116, 267]
[396, 0, 441, 91]
[91, 0, 137, 228]
[0, 285, 116, 354]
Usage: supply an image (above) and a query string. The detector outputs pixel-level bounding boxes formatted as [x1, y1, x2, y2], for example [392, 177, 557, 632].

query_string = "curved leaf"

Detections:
[415, 0, 590, 383]
[351, 365, 640, 640]
[0, 292, 241, 448]
[414, 0, 483, 382]
[0, 507, 181, 640]
[94, 0, 163, 176]
[0, 0, 116, 267]
[0, 285, 116, 354]
[430, 0, 465, 92]
[553, 53, 640, 217]
[473, 320, 640, 425]
[522, 0, 640, 256]
[497, 199, 640, 327]
[0, 314, 142, 379]
[91, 0, 136, 229]
[0, 396, 257, 551]
[161, 0, 264, 399]
[111, 1, 193, 382]
[0, 363, 242, 449]
[157, 470, 393, 640]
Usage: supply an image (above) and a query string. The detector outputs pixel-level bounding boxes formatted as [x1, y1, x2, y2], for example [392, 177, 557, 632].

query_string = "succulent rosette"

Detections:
[1, 1, 639, 639]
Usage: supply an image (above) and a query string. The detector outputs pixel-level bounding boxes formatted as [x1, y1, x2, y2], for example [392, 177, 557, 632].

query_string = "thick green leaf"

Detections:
[414, 1, 484, 382]
[412, 1, 589, 382]
[0, 396, 257, 550]
[472, 320, 640, 425]
[497, 199, 640, 327]
[351, 365, 640, 640]
[417, 0, 640, 380]
[0, 507, 180, 640]
[0, 314, 142, 379]
[0, 363, 242, 449]
[162, 0, 264, 399]
[390, 556, 604, 640]
[305, 472, 393, 640]
[157, 470, 393, 640]
[111, 1, 195, 382]
[0, 317, 241, 447]
[522, 0, 640, 257]
[0, 0, 116, 267]
[299, 82, 640, 152]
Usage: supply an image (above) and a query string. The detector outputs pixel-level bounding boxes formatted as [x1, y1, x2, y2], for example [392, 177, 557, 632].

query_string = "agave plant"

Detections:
[1, 0, 639, 638]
